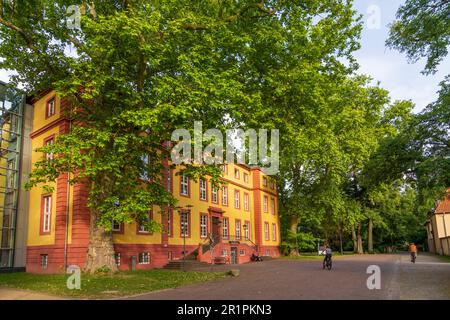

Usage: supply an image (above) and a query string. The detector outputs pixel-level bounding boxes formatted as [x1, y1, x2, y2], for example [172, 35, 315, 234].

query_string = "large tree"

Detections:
[0, 0, 279, 272]
[0, 0, 369, 271]
[387, 0, 450, 207]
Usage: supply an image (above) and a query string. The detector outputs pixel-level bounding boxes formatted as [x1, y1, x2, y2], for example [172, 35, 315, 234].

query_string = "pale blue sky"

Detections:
[354, 0, 450, 113]
[1, 1, 448, 112]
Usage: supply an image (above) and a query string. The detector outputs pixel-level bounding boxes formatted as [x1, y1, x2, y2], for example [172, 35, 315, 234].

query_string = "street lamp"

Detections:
[176, 204, 193, 271]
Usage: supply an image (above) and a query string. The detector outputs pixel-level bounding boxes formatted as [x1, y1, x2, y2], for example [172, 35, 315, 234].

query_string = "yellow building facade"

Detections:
[25, 91, 281, 273]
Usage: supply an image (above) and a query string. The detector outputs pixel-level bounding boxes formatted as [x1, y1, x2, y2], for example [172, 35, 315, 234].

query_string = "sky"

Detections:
[354, 0, 450, 113]
[1, 1, 448, 113]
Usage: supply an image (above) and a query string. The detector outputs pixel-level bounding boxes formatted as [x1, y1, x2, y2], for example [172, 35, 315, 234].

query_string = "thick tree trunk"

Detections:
[357, 222, 364, 254]
[85, 212, 118, 274]
[289, 215, 300, 256]
[368, 218, 373, 254]
[352, 226, 357, 253]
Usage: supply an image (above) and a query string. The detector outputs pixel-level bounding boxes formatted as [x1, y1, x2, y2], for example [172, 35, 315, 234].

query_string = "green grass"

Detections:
[0, 269, 228, 299]
[436, 255, 450, 263]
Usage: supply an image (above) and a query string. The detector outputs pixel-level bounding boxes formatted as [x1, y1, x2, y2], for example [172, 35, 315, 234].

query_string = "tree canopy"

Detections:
[387, 0, 450, 75]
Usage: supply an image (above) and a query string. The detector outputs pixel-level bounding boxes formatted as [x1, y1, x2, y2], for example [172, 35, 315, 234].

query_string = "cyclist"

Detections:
[323, 245, 332, 268]
[409, 242, 417, 262]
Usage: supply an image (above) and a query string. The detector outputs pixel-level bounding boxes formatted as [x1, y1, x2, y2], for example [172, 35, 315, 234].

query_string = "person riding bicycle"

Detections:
[323, 245, 332, 267]
[409, 242, 417, 262]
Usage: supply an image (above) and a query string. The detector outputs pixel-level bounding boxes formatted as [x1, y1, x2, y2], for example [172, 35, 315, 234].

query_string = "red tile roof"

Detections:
[435, 189, 450, 214]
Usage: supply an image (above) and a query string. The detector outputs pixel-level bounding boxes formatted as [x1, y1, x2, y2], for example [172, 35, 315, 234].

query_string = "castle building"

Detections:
[18, 90, 280, 273]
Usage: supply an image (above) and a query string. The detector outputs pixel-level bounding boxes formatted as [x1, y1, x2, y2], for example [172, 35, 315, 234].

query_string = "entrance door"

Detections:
[231, 247, 238, 264]
[211, 217, 220, 243]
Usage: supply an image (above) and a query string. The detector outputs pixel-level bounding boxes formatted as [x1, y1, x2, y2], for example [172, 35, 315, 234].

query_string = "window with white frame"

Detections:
[180, 212, 189, 237]
[45, 137, 54, 161]
[200, 215, 208, 238]
[244, 193, 249, 211]
[112, 220, 121, 232]
[200, 179, 207, 200]
[222, 164, 228, 174]
[235, 220, 241, 240]
[272, 223, 277, 241]
[243, 173, 249, 183]
[271, 198, 275, 215]
[264, 222, 269, 241]
[43, 195, 52, 233]
[211, 187, 218, 203]
[263, 196, 268, 212]
[222, 186, 228, 205]
[181, 174, 189, 196]
[222, 249, 228, 257]
[139, 252, 150, 264]
[41, 254, 48, 269]
[234, 190, 240, 209]
[138, 211, 152, 233]
[234, 168, 240, 179]
[114, 253, 121, 267]
[240, 249, 245, 256]
[222, 218, 229, 239]
[46, 97, 56, 117]
[265, 249, 270, 256]
[244, 222, 250, 240]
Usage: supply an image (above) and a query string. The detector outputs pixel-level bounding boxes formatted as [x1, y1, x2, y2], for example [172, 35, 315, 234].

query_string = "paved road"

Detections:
[0, 288, 66, 300]
[125, 253, 450, 300]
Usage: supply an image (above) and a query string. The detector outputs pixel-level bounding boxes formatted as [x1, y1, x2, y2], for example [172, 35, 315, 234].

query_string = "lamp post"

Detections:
[176, 205, 193, 271]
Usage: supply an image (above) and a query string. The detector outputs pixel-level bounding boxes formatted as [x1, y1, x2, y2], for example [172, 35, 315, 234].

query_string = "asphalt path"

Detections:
[124, 253, 450, 300]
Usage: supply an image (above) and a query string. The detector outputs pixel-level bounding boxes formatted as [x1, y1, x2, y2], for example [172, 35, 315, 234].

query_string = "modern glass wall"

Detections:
[0, 81, 25, 268]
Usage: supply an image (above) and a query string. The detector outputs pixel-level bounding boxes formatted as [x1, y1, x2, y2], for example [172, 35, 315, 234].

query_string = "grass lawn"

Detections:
[0, 269, 228, 299]
[436, 255, 450, 263]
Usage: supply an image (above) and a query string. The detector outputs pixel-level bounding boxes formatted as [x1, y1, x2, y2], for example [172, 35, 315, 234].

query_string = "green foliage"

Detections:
[366, 181, 424, 248]
[386, 0, 450, 235]
[95, 265, 112, 274]
[2, 0, 330, 230]
[387, 0, 450, 75]
[281, 231, 318, 254]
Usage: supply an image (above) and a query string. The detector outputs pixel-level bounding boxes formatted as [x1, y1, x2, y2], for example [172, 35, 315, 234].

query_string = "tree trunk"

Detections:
[85, 212, 118, 274]
[357, 222, 364, 254]
[368, 218, 373, 254]
[289, 215, 299, 256]
[352, 225, 357, 253]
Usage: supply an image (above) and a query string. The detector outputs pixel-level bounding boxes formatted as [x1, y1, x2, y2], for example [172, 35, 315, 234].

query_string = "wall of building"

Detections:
[25, 92, 281, 273]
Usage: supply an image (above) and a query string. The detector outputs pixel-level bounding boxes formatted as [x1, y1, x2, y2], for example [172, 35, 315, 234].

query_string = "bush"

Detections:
[281, 231, 318, 255]
[95, 265, 111, 274]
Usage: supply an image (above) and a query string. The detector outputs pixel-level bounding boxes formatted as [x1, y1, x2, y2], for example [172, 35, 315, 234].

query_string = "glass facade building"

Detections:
[0, 81, 26, 269]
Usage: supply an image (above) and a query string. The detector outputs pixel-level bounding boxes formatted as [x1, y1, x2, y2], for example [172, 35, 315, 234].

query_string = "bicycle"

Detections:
[323, 255, 332, 270]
